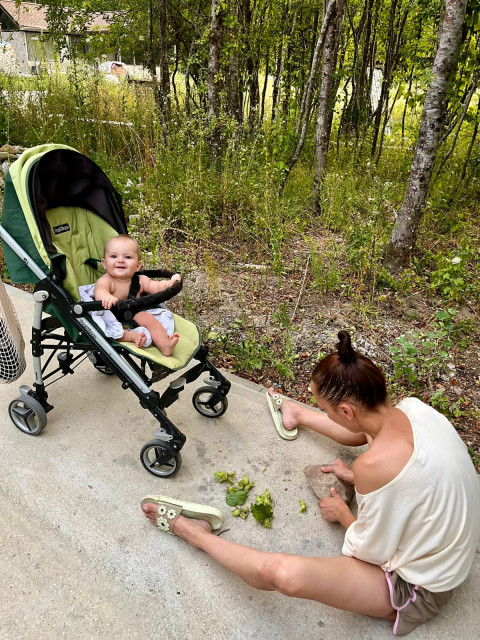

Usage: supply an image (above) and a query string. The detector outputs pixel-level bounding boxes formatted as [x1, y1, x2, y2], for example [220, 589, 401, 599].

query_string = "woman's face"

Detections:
[309, 380, 357, 431]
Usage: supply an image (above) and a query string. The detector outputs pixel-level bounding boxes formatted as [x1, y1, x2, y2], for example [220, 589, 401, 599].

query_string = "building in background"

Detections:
[0, 1, 113, 73]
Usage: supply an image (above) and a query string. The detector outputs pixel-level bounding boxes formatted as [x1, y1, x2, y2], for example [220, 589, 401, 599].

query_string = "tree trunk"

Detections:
[272, 41, 284, 121]
[282, 13, 296, 118]
[458, 99, 479, 186]
[147, 0, 161, 115]
[208, 0, 223, 121]
[227, 50, 243, 123]
[314, 0, 345, 188]
[260, 47, 270, 122]
[343, 0, 375, 139]
[158, 0, 170, 120]
[386, 0, 468, 275]
[435, 73, 478, 178]
[184, 39, 196, 117]
[280, 0, 337, 189]
[241, 0, 260, 127]
[370, 0, 398, 158]
[171, 42, 180, 111]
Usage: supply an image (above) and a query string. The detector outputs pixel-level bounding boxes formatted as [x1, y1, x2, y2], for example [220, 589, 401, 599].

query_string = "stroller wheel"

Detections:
[140, 440, 182, 477]
[9, 395, 47, 436]
[192, 386, 228, 418]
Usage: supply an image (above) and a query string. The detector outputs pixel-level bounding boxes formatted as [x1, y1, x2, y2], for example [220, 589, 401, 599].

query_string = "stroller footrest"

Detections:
[203, 376, 221, 388]
[169, 376, 186, 391]
[153, 429, 173, 441]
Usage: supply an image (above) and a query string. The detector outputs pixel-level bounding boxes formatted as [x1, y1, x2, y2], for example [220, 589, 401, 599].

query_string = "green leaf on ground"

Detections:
[251, 503, 273, 528]
[226, 490, 248, 506]
[214, 471, 236, 484]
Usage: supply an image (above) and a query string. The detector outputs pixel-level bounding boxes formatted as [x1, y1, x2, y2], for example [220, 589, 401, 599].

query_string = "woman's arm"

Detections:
[290, 402, 368, 446]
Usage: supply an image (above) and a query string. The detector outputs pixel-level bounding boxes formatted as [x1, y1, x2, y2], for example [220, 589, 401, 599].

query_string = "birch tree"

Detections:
[280, 0, 337, 188]
[314, 0, 345, 192]
[386, 0, 468, 274]
[207, 0, 223, 120]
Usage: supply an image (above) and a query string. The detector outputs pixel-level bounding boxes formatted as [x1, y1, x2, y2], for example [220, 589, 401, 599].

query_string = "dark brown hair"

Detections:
[311, 331, 387, 409]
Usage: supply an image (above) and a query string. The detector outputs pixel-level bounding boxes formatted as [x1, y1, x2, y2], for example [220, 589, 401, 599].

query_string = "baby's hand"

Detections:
[171, 273, 182, 284]
[101, 294, 118, 309]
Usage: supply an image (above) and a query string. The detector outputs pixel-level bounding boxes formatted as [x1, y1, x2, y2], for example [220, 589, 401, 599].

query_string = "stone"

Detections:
[0, 145, 22, 155]
[303, 464, 355, 505]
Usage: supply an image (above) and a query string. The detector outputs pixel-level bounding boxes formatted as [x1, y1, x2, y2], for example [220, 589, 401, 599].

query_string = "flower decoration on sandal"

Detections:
[156, 517, 171, 533]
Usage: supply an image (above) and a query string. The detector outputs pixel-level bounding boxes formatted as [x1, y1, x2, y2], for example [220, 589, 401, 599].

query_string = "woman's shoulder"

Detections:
[353, 450, 396, 494]
[396, 397, 451, 428]
[354, 432, 414, 495]
[395, 397, 426, 412]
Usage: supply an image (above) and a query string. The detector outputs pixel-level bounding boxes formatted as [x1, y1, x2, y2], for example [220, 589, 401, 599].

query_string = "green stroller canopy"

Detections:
[1, 143, 127, 284]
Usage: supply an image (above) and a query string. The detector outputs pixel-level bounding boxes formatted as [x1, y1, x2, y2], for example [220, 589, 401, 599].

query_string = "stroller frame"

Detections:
[0, 146, 231, 477]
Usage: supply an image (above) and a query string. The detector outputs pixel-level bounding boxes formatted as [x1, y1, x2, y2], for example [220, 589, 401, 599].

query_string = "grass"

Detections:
[0, 68, 479, 466]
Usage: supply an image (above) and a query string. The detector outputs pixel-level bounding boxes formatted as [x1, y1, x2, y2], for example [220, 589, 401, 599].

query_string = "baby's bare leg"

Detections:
[120, 329, 147, 347]
[134, 311, 179, 356]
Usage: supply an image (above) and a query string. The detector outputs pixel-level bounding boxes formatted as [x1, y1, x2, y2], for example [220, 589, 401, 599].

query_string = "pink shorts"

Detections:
[385, 571, 453, 635]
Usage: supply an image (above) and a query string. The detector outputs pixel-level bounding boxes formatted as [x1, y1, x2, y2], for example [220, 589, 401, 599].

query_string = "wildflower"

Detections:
[450, 257, 461, 264]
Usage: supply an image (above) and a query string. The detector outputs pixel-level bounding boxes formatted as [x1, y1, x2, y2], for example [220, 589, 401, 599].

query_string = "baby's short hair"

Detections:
[104, 234, 140, 258]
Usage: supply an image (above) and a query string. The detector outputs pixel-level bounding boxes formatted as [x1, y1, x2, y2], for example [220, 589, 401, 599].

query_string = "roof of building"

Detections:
[0, 1, 111, 33]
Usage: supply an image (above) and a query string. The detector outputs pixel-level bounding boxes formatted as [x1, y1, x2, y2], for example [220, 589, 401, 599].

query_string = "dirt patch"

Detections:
[2, 236, 479, 470]
[172, 241, 480, 471]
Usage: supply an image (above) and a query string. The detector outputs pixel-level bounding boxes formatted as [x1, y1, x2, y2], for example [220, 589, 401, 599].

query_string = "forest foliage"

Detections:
[2, 0, 470, 283]
[0, 2, 479, 442]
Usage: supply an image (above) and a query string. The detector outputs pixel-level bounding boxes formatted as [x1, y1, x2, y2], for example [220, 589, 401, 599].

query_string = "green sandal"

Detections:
[141, 495, 225, 535]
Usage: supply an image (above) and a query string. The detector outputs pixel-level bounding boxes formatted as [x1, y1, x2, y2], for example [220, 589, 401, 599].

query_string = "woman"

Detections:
[141, 331, 480, 635]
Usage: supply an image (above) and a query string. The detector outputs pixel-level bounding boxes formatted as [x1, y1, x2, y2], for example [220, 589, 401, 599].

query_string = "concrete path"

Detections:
[1, 285, 479, 640]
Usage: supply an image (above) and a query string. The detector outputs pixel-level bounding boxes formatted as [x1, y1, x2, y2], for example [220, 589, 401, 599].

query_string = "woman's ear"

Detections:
[338, 402, 356, 421]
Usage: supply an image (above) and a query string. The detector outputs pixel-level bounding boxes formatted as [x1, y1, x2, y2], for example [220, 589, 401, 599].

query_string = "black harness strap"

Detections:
[128, 273, 141, 300]
[110, 273, 141, 326]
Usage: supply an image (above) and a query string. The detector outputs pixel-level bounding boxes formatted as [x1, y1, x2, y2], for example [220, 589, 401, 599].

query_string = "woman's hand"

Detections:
[321, 458, 354, 485]
[319, 488, 356, 528]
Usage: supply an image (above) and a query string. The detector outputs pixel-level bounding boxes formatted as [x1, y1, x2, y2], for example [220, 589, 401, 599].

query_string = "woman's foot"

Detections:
[142, 502, 212, 545]
[267, 387, 300, 432]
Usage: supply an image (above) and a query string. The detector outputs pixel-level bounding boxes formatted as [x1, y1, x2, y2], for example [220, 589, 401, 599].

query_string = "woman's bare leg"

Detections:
[142, 505, 395, 621]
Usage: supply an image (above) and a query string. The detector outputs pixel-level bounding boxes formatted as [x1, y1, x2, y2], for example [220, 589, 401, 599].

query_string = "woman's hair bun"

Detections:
[336, 330, 357, 364]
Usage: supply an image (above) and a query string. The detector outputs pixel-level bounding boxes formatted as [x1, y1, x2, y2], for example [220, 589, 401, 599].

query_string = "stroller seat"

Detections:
[46, 205, 201, 370]
[0, 144, 231, 477]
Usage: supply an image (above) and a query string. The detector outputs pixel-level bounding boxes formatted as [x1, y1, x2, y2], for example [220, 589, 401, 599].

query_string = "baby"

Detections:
[94, 235, 180, 356]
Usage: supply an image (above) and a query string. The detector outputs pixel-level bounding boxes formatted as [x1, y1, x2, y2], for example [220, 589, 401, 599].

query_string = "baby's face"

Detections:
[102, 237, 141, 279]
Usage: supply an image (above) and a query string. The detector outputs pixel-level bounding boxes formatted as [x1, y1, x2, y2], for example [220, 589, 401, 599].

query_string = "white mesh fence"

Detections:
[0, 279, 26, 383]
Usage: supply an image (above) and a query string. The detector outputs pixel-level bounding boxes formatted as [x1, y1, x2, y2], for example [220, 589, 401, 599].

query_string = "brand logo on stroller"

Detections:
[53, 223, 71, 235]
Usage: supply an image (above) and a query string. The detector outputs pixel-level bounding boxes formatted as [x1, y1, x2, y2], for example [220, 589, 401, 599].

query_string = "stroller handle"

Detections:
[75, 278, 183, 318]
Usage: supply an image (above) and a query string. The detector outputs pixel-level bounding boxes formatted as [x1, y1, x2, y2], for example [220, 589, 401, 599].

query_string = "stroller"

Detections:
[0, 144, 231, 477]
